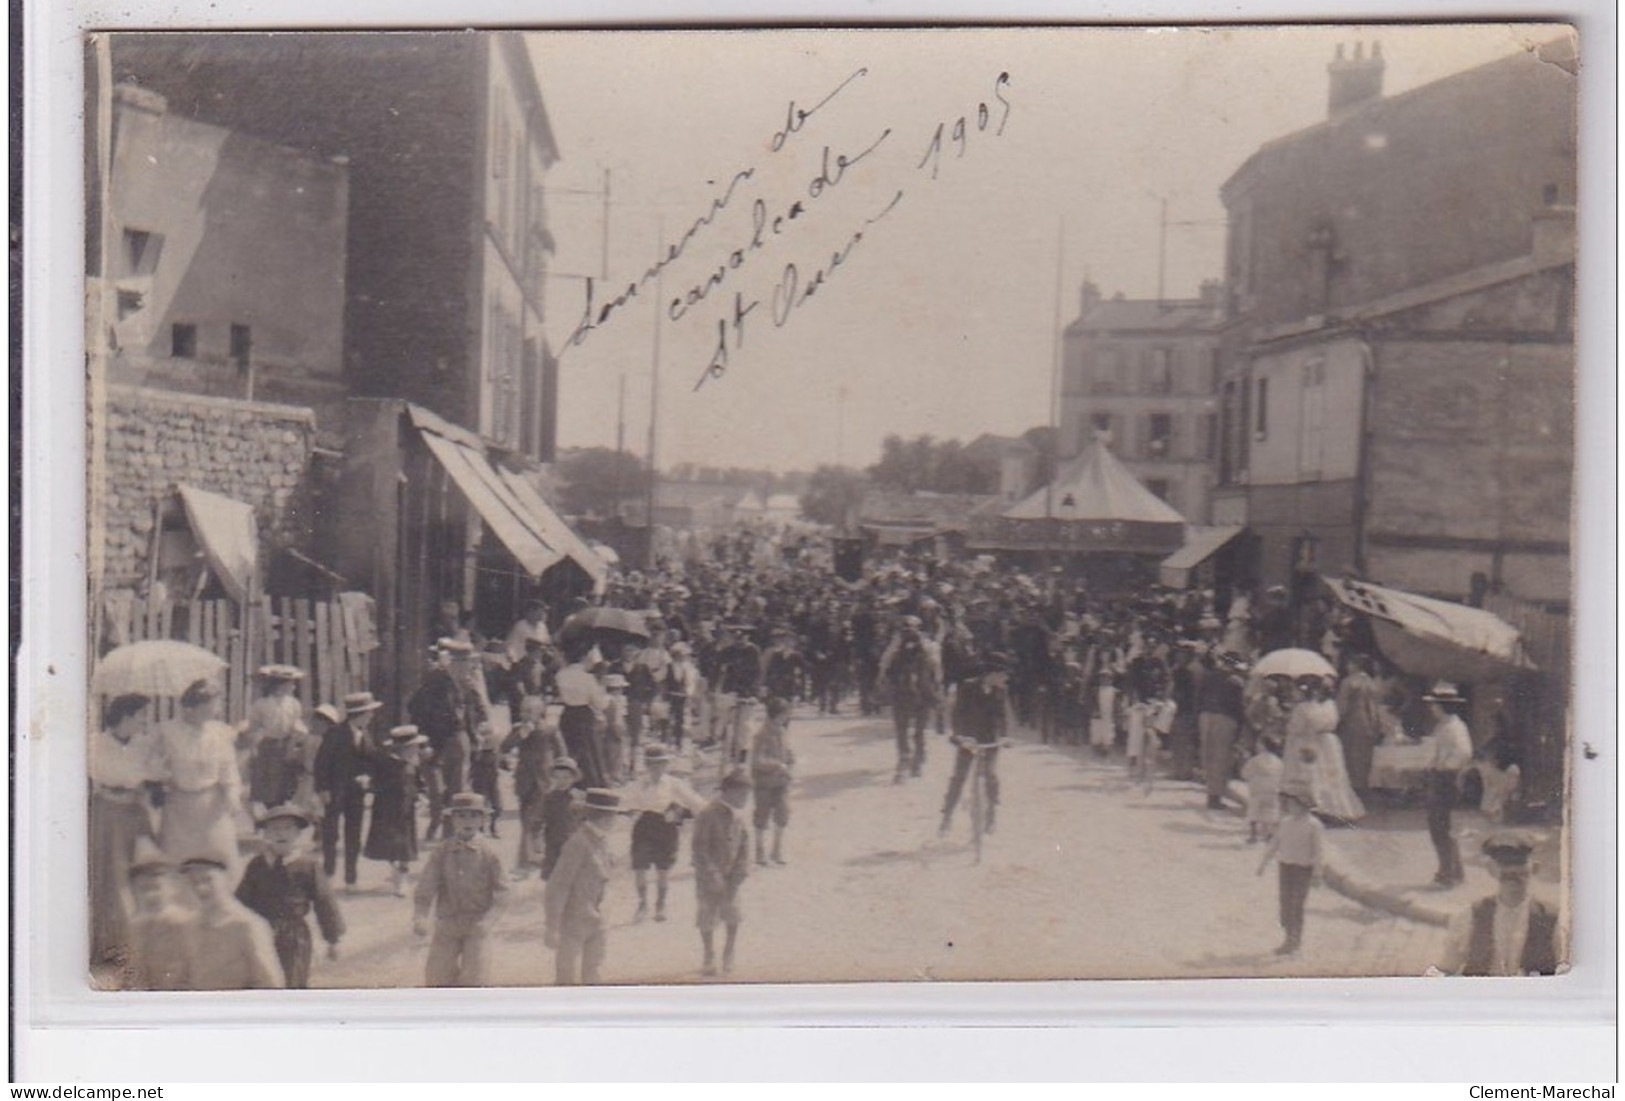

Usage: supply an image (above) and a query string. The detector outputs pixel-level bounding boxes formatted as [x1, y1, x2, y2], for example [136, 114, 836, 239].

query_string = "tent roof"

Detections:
[1004, 437, 1186, 525]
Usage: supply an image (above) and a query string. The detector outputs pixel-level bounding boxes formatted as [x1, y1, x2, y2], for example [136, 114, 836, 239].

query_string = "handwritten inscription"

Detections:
[771, 68, 869, 152]
[667, 129, 892, 325]
[563, 67, 1015, 389]
[918, 72, 1013, 180]
[566, 167, 757, 347]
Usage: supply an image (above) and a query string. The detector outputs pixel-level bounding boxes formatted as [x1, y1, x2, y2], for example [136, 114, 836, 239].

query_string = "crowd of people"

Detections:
[88, 531, 1552, 988]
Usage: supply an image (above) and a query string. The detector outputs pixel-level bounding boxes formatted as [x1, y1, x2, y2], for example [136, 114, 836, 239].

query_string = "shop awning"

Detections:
[1159, 526, 1245, 588]
[1326, 576, 1536, 681]
[411, 406, 601, 585]
[493, 466, 609, 590]
[177, 483, 258, 604]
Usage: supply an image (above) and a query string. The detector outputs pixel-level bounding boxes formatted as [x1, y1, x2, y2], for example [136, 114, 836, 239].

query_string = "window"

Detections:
[171, 323, 197, 359]
[1147, 413, 1173, 458]
[1093, 347, 1118, 394]
[1255, 376, 1269, 441]
[1148, 348, 1173, 394]
[1088, 412, 1113, 444]
[230, 324, 252, 371]
[1065, 348, 1089, 394]
[1209, 348, 1222, 393]
[1204, 413, 1218, 461]
[116, 288, 144, 320]
[121, 227, 162, 276]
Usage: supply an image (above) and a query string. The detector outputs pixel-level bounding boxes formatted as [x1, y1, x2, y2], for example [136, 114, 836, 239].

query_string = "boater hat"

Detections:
[257, 663, 305, 681]
[1423, 681, 1467, 705]
[443, 792, 491, 817]
[643, 743, 670, 763]
[344, 691, 384, 714]
[550, 756, 581, 777]
[256, 803, 313, 830]
[388, 724, 429, 747]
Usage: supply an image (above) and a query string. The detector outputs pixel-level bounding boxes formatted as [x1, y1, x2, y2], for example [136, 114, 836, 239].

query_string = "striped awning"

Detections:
[411, 405, 603, 586]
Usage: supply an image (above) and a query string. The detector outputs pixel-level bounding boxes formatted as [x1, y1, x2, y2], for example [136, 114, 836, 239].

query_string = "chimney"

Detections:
[1079, 279, 1101, 317]
[1327, 41, 1385, 117]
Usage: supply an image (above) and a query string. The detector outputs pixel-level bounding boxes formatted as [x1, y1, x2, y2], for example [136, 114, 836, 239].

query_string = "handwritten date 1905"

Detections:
[917, 72, 1013, 181]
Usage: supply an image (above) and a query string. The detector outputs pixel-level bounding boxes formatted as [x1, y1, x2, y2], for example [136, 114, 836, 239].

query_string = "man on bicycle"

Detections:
[939, 651, 1012, 837]
[714, 623, 763, 764]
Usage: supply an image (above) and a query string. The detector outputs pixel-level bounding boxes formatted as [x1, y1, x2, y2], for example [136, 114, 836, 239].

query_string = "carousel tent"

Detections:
[970, 437, 1186, 554]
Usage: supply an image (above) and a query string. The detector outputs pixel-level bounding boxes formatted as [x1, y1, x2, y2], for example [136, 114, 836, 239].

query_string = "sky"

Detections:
[527, 24, 1551, 474]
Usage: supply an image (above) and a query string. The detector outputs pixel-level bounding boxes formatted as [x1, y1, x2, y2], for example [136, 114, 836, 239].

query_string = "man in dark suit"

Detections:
[313, 691, 382, 890]
[410, 638, 489, 840]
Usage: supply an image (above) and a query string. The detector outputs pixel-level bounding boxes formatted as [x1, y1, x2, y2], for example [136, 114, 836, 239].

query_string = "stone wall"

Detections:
[95, 384, 315, 590]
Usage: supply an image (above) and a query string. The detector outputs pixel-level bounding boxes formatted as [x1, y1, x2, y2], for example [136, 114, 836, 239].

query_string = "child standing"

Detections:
[365, 726, 428, 896]
[749, 697, 796, 866]
[1256, 781, 1325, 956]
[120, 839, 195, 991]
[1136, 694, 1177, 792]
[177, 853, 285, 990]
[468, 720, 505, 838]
[626, 744, 706, 922]
[235, 804, 345, 988]
[1053, 661, 1089, 747]
[1241, 739, 1284, 844]
[501, 697, 561, 879]
[539, 757, 582, 879]
[1090, 669, 1118, 759]
[412, 792, 508, 987]
[692, 767, 753, 977]
[243, 665, 309, 813]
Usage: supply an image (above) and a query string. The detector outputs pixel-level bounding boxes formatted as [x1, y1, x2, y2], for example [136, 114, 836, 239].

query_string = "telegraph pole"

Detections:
[644, 216, 665, 569]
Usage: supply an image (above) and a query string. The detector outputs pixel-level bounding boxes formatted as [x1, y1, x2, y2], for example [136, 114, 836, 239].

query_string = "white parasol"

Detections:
[1249, 647, 1337, 681]
[93, 639, 228, 698]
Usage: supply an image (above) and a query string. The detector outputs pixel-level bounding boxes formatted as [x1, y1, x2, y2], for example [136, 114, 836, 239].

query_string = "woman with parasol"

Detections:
[154, 679, 248, 873]
[1284, 672, 1366, 824]
[89, 692, 162, 968]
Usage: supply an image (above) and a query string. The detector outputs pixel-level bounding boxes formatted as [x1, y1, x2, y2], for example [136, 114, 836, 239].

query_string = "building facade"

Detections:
[110, 31, 563, 461]
[1058, 281, 1224, 523]
[1212, 38, 1577, 608]
[103, 84, 350, 419]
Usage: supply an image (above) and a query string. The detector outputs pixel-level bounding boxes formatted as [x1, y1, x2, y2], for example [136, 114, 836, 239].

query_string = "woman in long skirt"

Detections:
[364, 727, 426, 895]
[1286, 675, 1365, 823]
[155, 680, 246, 873]
[89, 693, 160, 966]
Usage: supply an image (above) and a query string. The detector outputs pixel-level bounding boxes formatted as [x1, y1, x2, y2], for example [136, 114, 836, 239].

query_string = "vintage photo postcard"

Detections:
[82, 23, 1578, 993]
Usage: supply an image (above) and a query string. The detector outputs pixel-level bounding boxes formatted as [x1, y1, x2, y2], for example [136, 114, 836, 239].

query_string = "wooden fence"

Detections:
[1483, 593, 1570, 678]
[100, 593, 376, 724]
